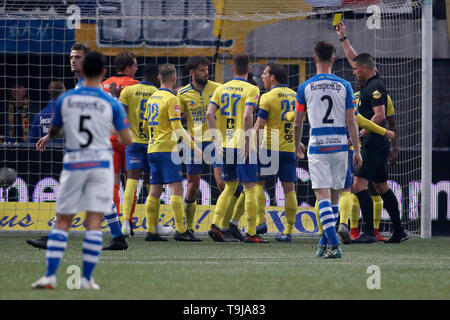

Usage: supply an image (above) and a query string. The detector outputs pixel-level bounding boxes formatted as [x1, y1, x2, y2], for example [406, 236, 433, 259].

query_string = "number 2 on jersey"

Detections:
[281, 99, 295, 121]
[321, 95, 334, 124]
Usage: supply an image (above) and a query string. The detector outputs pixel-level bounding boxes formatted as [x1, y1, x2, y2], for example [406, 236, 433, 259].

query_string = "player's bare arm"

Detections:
[253, 116, 266, 151]
[293, 111, 305, 159]
[243, 104, 255, 160]
[345, 108, 362, 170]
[116, 128, 132, 146]
[336, 22, 357, 67]
[206, 102, 222, 156]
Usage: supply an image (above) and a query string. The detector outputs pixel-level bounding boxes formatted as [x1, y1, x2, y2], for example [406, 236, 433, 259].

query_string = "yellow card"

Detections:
[333, 13, 342, 26]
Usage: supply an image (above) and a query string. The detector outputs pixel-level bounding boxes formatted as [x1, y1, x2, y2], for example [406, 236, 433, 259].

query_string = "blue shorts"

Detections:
[148, 152, 182, 185]
[186, 141, 221, 175]
[221, 148, 258, 183]
[344, 149, 355, 189]
[126, 143, 150, 173]
[259, 149, 297, 182]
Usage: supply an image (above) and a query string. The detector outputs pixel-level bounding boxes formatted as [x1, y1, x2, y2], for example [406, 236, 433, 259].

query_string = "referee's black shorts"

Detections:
[354, 144, 390, 183]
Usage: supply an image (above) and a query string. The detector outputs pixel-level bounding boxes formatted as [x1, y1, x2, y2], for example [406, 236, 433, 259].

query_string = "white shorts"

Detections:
[308, 151, 348, 190]
[56, 162, 114, 214]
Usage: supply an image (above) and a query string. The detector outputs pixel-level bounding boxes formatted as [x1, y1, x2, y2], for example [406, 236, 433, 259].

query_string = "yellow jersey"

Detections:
[177, 80, 221, 142]
[119, 81, 158, 144]
[355, 91, 394, 117]
[144, 88, 182, 153]
[257, 85, 296, 152]
[210, 77, 260, 149]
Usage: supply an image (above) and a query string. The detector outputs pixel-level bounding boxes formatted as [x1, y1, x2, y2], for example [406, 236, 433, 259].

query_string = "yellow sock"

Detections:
[372, 195, 383, 230]
[350, 193, 360, 229]
[255, 185, 266, 226]
[170, 195, 186, 233]
[339, 191, 353, 225]
[184, 201, 197, 231]
[284, 191, 297, 235]
[222, 195, 238, 229]
[123, 179, 139, 221]
[314, 199, 323, 235]
[245, 186, 259, 236]
[231, 192, 245, 223]
[145, 195, 160, 234]
[212, 181, 238, 226]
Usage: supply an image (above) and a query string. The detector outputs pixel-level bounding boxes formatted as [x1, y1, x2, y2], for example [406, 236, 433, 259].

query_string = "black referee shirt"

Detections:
[357, 74, 389, 148]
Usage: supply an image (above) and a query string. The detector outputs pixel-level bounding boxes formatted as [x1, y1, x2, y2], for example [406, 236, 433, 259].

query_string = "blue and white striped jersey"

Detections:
[296, 73, 355, 154]
[52, 86, 129, 165]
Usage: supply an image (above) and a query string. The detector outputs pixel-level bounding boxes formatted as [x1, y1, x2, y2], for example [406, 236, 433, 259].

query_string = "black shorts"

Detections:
[354, 144, 389, 183]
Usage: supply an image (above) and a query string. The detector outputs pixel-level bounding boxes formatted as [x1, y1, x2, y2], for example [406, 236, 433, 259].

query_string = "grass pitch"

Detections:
[0, 233, 449, 300]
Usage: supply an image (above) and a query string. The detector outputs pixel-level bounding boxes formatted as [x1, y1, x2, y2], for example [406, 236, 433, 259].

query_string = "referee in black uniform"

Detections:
[351, 53, 409, 243]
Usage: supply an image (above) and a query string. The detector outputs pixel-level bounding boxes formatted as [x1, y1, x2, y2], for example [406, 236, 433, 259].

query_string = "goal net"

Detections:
[0, 0, 424, 238]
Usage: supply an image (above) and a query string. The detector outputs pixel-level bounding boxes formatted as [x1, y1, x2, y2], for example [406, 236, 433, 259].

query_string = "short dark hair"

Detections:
[267, 63, 288, 84]
[353, 53, 376, 70]
[70, 42, 91, 55]
[48, 81, 65, 100]
[143, 64, 159, 85]
[82, 51, 106, 78]
[159, 64, 176, 83]
[233, 54, 249, 75]
[314, 41, 336, 62]
[185, 56, 210, 71]
[114, 51, 137, 73]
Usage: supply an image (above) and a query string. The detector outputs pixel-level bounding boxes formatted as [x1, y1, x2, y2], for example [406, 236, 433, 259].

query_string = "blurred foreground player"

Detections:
[31, 52, 132, 289]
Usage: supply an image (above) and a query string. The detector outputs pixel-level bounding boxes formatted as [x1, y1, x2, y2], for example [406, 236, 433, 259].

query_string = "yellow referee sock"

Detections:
[145, 195, 160, 234]
[284, 191, 297, 235]
[245, 186, 259, 236]
[222, 195, 238, 229]
[255, 185, 266, 226]
[170, 195, 186, 234]
[350, 193, 360, 229]
[212, 181, 238, 227]
[123, 179, 139, 222]
[184, 200, 197, 231]
[372, 195, 383, 230]
[231, 192, 245, 223]
[339, 191, 353, 225]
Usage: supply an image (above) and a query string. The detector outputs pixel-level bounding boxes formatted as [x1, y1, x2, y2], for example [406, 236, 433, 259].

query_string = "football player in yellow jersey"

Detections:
[119, 64, 162, 237]
[206, 54, 267, 243]
[252, 64, 300, 242]
[143, 64, 202, 242]
[177, 56, 225, 240]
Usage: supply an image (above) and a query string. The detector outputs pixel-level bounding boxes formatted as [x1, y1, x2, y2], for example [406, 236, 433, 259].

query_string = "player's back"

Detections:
[53, 86, 128, 160]
[145, 88, 181, 153]
[120, 82, 158, 144]
[297, 73, 354, 154]
[211, 77, 259, 149]
[259, 85, 296, 152]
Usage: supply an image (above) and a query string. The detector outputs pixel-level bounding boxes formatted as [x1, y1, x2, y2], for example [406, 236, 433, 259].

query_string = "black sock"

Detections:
[355, 189, 375, 236]
[380, 189, 402, 232]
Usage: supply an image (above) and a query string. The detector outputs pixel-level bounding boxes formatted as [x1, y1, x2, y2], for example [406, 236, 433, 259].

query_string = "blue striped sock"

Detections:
[82, 230, 103, 280]
[319, 199, 339, 246]
[45, 228, 68, 277]
[332, 204, 339, 223]
[104, 203, 122, 239]
[319, 233, 328, 246]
